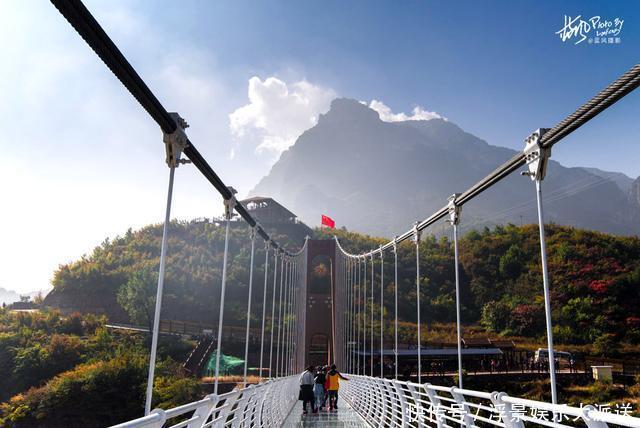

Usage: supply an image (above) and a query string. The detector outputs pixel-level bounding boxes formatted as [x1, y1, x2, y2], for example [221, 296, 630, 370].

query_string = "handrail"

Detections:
[342, 374, 640, 428]
[110, 376, 298, 428]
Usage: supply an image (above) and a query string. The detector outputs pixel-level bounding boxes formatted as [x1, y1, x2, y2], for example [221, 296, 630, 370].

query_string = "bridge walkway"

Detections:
[283, 399, 369, 427]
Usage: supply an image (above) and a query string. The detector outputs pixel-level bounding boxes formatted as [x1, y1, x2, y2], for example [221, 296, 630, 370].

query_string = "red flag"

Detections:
[321, 214, 335, 229]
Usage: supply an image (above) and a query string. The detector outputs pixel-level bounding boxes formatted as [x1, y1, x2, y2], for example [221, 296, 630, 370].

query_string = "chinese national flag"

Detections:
[321, 215, 335, 229]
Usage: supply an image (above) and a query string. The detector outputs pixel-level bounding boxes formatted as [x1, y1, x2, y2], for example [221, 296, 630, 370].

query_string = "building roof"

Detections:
[353, 348, 503, 357]
[489, 339, 516, 349]
[240, 196, 297, 218]
[462, 337, 492, 347]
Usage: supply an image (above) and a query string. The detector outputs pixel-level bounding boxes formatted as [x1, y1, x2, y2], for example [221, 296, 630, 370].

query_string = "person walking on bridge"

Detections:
[299, 366, 316, 414]
[314, 366, 327, 411]
[326, 364, 349, 410]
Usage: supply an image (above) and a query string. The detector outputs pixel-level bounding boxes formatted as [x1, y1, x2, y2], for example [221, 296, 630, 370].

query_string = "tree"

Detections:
[480, 301, 511, 333]
[117, 266, 158, 332]
[499, 244, 524, 279]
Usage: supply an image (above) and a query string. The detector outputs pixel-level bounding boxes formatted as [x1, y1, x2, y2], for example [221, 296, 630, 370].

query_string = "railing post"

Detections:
[231, 387, 254, 428]
[450, 387, 474, 428]
[257, 381, 273, 428]
[242, 386, 259, 427]
[187, 395, 219, 428]
[423, 383, 443, 428]
[380, 378, 391, 425]
[490, 392, 525, 428]
[216, 391, 240, 427]
[407, 382, 428, 427]
[144, 409, 167, 428]
[582, 405, 610, 428]
[392, 379, 410, 426]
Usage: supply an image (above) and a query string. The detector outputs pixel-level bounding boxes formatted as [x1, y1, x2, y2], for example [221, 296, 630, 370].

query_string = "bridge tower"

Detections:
[304, 239, 337, 367]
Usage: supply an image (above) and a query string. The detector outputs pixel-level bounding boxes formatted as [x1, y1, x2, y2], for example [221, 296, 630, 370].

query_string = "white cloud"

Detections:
[229, 77, 336, 159]
[368, 99, 446, 122]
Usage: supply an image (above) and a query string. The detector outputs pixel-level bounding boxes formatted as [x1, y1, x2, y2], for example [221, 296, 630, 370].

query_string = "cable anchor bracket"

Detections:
[521, 128, 551, 181]
[223, 186, 238, 220]
[446, 193, 461, 226]
[412, 222, 421, 245]
[162, 113, 191, 168]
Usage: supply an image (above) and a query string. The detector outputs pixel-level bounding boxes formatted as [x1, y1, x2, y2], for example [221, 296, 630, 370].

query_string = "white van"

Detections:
[534, 348, 572, 363]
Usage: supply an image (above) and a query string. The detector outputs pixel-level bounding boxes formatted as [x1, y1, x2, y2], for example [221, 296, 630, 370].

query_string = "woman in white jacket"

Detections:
[299, 366, 316, 414]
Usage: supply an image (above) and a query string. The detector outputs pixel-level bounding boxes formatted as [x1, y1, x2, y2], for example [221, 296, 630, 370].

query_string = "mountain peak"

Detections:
[318, 98, 381, 125]
[251, 97, 638, 237]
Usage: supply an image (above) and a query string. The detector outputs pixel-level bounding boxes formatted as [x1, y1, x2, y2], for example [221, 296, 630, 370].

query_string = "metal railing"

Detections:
[111, 376, 298, 428]
[342, 375, 640, 428]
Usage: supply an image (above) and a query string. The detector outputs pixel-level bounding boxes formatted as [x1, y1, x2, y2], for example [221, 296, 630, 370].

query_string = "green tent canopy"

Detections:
[205, 351, 245, 376]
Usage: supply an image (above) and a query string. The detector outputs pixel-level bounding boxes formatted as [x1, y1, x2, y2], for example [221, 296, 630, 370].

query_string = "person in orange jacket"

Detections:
[325, 364, 349, 410]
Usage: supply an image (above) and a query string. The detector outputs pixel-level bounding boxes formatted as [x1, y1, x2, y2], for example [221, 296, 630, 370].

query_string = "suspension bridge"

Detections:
[45, 1, 640, 427]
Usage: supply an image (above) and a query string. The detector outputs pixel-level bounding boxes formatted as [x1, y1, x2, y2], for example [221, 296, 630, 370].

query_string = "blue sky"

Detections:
[0, 0, 638, 294]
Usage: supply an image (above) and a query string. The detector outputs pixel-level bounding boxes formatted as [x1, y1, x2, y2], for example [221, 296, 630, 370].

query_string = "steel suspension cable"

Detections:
[414, 223, 422, 384]
[380, 248, 384, 378]
[342, 256, 347, 371]
[453, 222, 463, 388]
[363, 257, 367, 375]
[358, 258, 363, 375]
[213, 203, 233, 395]
[289, 260, 296, 375]
[275, 257, 286, 377]
[350, 258, 362, 374]
[258, 244, 270, 381]
[350, 258, 354, 373]
[340, 256, 345, 370]
[393, 239, 399, 380]
[370, 254, 374, 377]
[280, 259, 290, 376]
[49, 0, 306, 256]
[242, 228, 257, 387]
[268, 251, 279, 378]
[144, 164, 175, 415]
[370, 254, 375, 377]
[288, 259, 296, 374]
[340, 256, 344, 370]
[285, 258, 296, 375]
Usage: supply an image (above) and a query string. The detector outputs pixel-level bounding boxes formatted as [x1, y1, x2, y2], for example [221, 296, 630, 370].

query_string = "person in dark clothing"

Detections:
[299, 365, 316, 414]
[326, 364, 349, 410]
[314, 366, 326, 411]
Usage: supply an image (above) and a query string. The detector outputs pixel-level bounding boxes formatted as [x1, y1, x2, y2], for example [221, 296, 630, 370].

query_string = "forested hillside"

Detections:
[45, 219, 309, 329]
[45, 218, 640, 348]
[323, 224, 640, 348]
[0, 310, 199, 427]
